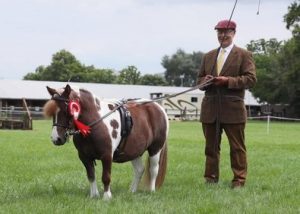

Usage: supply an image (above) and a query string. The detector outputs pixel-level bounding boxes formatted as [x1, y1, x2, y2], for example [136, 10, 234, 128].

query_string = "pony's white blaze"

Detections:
[90, 180, 99, 198]
[51, 127, 59, 142]
[131, 157, 145, 192]
[149, 150, 161, 191]
[51, 109, 60, 142]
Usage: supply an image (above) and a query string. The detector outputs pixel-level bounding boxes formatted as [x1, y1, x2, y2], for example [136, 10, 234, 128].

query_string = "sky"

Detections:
[0, 0, 295, 80]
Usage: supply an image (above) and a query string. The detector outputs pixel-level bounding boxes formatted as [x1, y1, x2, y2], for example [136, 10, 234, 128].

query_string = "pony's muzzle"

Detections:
[51, 126, 67, 146]
[52, 136, 66, 146]
[51, 137, 67, 146]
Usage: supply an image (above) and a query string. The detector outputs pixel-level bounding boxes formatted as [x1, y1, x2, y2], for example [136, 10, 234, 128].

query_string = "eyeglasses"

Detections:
[216, 29, 235, 35]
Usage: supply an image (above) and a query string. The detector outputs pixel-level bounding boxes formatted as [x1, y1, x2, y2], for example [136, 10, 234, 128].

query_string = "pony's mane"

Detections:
[43, 86, 98, 118]
[43, 100, 58, 118]
[76, 88, 99, 111]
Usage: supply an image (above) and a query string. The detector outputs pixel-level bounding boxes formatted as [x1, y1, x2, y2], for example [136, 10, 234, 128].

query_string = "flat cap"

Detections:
[215, 20, 236, 30]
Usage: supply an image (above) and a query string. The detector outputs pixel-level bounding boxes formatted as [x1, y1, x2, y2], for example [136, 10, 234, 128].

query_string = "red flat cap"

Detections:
[215, 20, 236, 30]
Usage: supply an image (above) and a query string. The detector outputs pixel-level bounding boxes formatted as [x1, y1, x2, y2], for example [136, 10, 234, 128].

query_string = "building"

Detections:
[0, 80, 260, 121]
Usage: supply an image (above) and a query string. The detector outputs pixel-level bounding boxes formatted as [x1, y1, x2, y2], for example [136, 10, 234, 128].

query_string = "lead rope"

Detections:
[66, 78, 214, 137]
[88, 77, 215, 128]
[139, 77, 214, 104]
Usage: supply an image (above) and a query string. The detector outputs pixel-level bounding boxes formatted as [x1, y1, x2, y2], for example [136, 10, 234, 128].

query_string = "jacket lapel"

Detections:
[209, 49, 219, 76]
[220, 45, 237, 76]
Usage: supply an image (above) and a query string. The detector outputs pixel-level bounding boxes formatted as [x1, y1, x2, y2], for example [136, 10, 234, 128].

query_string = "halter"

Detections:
[51, 93, 119, 138]
[51, 94, 93, 138]
[51, 95, 77, 138]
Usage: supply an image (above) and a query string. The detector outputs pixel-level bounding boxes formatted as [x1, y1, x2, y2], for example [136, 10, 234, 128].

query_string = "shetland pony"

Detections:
[44, 84, 168, 200]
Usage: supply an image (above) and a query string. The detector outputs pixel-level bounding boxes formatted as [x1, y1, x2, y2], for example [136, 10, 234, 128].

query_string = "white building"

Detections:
[0, 80, 260, 120]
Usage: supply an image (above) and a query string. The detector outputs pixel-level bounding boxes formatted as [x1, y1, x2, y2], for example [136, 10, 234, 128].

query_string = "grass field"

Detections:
[0, 120, 299, 213]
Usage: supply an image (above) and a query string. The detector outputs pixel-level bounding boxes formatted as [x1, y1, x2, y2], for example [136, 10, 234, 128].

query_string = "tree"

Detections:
[24, 50, 176, 86]
[247, 39, 283, 55]
[117, 66, 141, 85]
[284, 0, 300, 38]
[83, 66, 117, 83]
[161, 49, 204, 87]
[140, 74, 168, 86]
[246, 39, 287, 103]
[23, 50, 119, 84]
[247, 0, 300, 117]
[23, 65, 45, 80]
[24, 50, 84, 81]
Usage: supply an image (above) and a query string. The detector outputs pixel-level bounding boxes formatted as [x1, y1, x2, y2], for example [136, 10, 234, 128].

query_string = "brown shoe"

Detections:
[231, 182, 244, 189]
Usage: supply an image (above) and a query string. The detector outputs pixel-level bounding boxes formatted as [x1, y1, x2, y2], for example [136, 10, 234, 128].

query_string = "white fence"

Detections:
[248, 115, 300, 134]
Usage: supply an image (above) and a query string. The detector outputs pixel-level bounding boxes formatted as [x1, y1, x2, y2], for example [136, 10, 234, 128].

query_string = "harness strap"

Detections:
[113, 104, 134, 159]
[139, 78, 214, 104]
[87, 103, 123, 128]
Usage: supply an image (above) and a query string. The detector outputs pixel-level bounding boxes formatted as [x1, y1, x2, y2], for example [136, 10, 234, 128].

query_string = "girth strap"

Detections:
[113, 104, 133, 162]
[118, 105, 133, 138]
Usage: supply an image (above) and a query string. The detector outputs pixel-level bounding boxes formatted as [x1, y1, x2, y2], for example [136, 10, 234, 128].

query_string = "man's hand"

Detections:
[199, 75, 214, 90]
[213, 76, 229, 86]
[203, 75, 214, 82]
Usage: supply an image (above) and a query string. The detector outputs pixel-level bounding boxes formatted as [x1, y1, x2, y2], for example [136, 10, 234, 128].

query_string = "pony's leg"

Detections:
[130, 156, 144, 192]
[81, 159, 99, 198]
[101, 155, 112, 200]
[149, 151, 161, 192]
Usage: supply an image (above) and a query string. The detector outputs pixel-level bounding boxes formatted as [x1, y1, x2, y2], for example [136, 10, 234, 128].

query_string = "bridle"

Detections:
[51, 94, 78, 138]
[50, 93, 124, 138]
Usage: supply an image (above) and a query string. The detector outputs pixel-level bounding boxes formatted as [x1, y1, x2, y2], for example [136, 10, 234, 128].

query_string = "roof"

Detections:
[0, 80, 260, 105]
[0, 80, 203, 100]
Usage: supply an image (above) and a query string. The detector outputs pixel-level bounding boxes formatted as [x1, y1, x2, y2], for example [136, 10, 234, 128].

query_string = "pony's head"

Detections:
[44, 84, 79, 146]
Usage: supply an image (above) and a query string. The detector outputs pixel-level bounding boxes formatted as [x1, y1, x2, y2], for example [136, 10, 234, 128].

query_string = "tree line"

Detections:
[24, 0, 300, 117]
[247, 0, 300, 116]
[23, 49, 202, 87]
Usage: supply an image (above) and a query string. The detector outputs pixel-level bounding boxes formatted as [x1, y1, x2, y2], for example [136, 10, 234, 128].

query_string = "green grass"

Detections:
[0, 120, 299, 213]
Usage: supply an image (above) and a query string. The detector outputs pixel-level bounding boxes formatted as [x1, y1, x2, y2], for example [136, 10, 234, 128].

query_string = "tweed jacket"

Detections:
[197, 45, 257, 124]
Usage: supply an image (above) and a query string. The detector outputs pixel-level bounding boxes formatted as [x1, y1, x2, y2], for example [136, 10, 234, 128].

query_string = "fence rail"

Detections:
[0, 109, 44, 120]
[0, 99, 33, 130]
[248, 115, 300, 134]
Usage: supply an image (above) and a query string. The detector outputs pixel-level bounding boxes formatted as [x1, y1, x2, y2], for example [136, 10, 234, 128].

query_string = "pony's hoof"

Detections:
[90, 192, 100, 198]
[103, 191, 112, 201]
[130, 185, 138, 193]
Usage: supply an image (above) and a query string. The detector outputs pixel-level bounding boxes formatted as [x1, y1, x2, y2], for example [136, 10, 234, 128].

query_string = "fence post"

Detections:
[267, 115, 270, 134]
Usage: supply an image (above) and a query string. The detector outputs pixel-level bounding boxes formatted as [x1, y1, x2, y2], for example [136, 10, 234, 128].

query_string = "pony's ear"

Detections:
[46, 86, 56, 96]
[62, 84, 72, 98]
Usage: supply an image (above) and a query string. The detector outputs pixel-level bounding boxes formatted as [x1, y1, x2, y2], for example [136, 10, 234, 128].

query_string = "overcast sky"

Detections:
[0, 0, 295, 79]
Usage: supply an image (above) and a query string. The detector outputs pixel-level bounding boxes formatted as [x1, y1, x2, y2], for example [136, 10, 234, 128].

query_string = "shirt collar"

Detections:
[221, 43, 234, 53]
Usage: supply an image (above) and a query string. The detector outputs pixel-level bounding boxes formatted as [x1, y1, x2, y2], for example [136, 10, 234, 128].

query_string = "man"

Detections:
[197, 20, 256, 188]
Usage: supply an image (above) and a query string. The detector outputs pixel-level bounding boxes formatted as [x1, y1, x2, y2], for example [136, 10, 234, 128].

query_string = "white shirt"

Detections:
[217, 43, 234, 67]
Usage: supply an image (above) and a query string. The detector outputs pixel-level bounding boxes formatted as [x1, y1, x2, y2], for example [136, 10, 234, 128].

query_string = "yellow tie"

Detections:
[217, 49, 226, 75]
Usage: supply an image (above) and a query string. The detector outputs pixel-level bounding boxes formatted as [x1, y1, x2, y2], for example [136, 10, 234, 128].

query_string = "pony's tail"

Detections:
[155, 141, 168, 188]
[142, 141, 168, 190]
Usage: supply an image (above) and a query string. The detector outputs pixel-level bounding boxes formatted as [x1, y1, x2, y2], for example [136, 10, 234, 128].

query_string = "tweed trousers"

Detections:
[202, 122, 247, 184]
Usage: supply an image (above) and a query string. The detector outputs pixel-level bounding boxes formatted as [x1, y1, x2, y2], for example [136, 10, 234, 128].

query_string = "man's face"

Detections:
[217, 29, 235, 48]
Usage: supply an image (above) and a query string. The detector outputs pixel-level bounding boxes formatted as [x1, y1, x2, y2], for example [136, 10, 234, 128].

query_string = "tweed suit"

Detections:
[197, 45, 256, 185]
